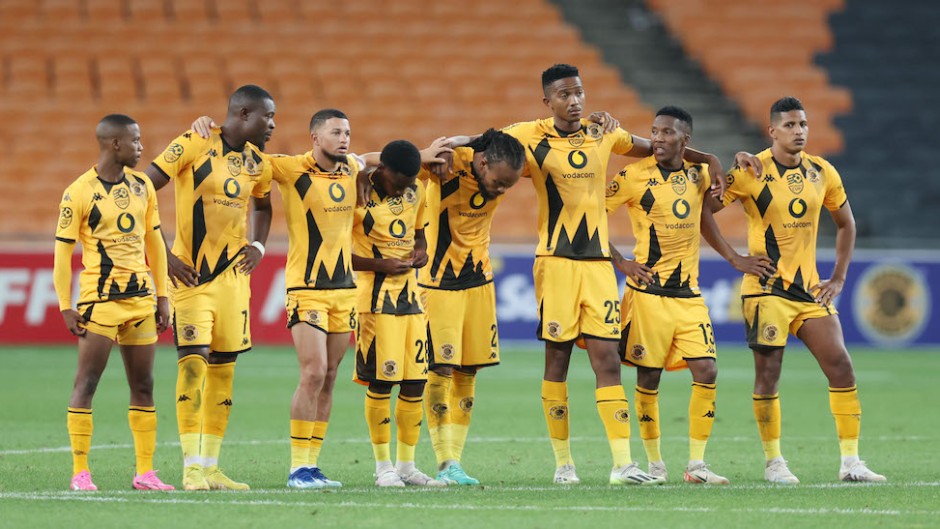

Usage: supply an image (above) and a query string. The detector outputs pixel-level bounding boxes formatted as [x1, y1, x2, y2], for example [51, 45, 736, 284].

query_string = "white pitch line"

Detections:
[1, 492, 936, 517]
[0, 435, 931, 457]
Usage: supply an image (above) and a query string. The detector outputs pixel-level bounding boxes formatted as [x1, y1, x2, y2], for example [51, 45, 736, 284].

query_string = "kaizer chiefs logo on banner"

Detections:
[853, 263, 929, 345]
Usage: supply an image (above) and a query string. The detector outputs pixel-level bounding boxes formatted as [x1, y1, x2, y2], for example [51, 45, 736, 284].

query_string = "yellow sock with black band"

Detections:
[753, 393, 782, 461]
[365, 390, 392, 462]
[128, 406, 157, 475]
[308, 421, 328, 467]
[596, 385, 632, 467]
[176, 354, 207, 467]
[829, 386, 861, 459]
[396, 395, 424, 464]
[635, 387, 662, 463]
[67, 407, 93, 475]
[450, 370, 476, 462]
[290, 419, 314, 471]
[541, 380, 573, 468]
[689, 382, 716, 462]
[425, 371, 453, 466]
[201, 362, 235, 468]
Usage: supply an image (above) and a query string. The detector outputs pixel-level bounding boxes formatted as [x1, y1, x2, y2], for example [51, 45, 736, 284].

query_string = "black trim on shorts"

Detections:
[176, 345, 208, 352]
[356, 377, 428, 386]
[626, 283, 701, 299]
[285, 286, 357, 292]
[417, 279, 494, 291]
[286, 319, 328, 335]
[580, 333, 620, 343]
[429, 361, 499, 370]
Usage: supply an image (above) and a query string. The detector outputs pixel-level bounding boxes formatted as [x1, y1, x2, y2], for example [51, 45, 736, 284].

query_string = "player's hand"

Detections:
[706, 154, 727, 199]
[734, 151, 762, 177]
[411, 249, 429, 269]
[236, 245, 263, 275]
[614, 258, 653, 286]
[587, 111, 620, 134]
[420, 137, 455, 166]
[812, 277, 844, 307]
[167, 253, 199, 287]
[356, 169, 374, 207]
[191, 116, 217, 139]
[61, 309, 87, 337]
[377, 258, 414, 275]
[730, 254, 776, 280]
[155, 296, 170, 334]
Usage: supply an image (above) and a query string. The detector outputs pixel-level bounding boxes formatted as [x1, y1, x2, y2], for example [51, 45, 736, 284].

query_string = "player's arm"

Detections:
[144, 227, 170, 334]
[412, 228, 428, 269]
[813, 201, 856, 306]
[701, 195, 775, 279]
[238, 192, 272, 275]
[609, 243, 652, 286]
[351, 252, 414, 275]
[358, 138, 453, 199]
[53, 239, 85, 337]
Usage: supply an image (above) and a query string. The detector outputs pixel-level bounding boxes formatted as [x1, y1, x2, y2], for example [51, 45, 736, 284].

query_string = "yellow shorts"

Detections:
[618, 289, 715, 371]
[422, 283, 499, 369]
[354, 312, 428, 385]
[286, 288, 357, 333]
[533, 257, 621, 343]
[742, 295, 838, 348]
[76, 295, 157, 345]
[171, 265, 251, 353]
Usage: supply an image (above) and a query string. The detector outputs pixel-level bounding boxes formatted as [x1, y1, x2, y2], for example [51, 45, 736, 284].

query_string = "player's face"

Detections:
[478, 159, 521, 199]
[650, 115, 689, 166]
[312, 118, 351, 163]
[543, 77, 584, 123]
[377, 167, 416, 198]
[116, 124, 143, 168]
[769, 110, 808, 154]
[245, 98, 277, 151]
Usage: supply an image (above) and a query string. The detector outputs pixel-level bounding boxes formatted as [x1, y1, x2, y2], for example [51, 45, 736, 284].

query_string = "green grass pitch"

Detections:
[1, 344, 938, 528]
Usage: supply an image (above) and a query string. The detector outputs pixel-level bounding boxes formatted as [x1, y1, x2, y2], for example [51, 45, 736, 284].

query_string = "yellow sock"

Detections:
[596, 385, 632, 467]
[175, 354, 207, 466]
[635, 387, 661, 462]
[689, 383, 716, 462]
[541, 380, 573, 467]
[450, 370, 475, 462]
[290, 419, 314, 470]
[753, 393, 782, 461]
[67, 407, 92, 475]
[201, 362, 235, 467]
[829, 386, 861, 458]
[128, 406, 156, 475]
[396, 395, 423, 463]
[425, 371, 453, 465]
[365, 390, 391, 462]
[308, 421, 328, 467]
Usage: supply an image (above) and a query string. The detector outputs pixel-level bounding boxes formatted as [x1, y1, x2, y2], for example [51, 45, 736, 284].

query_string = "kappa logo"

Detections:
[762, 324, 779, 343]
[219, 399, 233, 407]
[548, 405, 568, 420]
[703, 410, 715, 418]
[614, 409, 629, 423]
[113, 187, 130, 209]
[180, 324, 199, 342]
[207, 148, 218, 157]
[440, 344, 456, 362]
[459, 397, 474, 412]
[631, 344, 646, 361]
[762, 174, 776, 182]
[92, 193, 105, 201]
[546, 321, 561, 339]
[177, 395, 191, 402]
[646, 178, 659, 187]
[638, 414, 655, 423]
[379, 417, 391, 425]
[382, 360, 398, 377]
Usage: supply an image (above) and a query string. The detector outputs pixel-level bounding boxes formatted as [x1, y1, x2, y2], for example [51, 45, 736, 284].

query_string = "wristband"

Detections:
[250, 241, 265, 257]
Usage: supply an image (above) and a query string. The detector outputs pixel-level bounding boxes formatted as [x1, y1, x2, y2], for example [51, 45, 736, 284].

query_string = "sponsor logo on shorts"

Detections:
[164, 143, 184, 163]
[306, 310, 322, 326]
[431, 403, 448, 415]
[459, 397, 474, 412]
[440, 344, 456, 362]
[631, 344, 646, 361]
[546, 321, 561, 339]
[382, 360, 398, 377]
[180, 324, 198, 342]
[614, 408, 629, 422]
[548, 405, 568, 420]
[762, 324, 779, 343]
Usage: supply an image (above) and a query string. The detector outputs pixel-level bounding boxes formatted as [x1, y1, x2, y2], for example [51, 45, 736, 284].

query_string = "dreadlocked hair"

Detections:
[465, 129, 526, 171]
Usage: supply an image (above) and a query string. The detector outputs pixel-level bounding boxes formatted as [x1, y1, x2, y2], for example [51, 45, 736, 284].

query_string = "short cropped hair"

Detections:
[770, 96, 804, 121]
[309, 108, 348, 132]
[228, 84, 274, 110]
[380, 140, 422, 178]
[98, 113, 137, 127]
[656, 106, 693, 132]
[541, 64, 580, 91]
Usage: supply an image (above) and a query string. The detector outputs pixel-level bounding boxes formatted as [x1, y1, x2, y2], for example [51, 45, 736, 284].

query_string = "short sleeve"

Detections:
[610, 128, 634, 156]
[415, 181, 428, 229]
[145, 178, 161, 232]
[697, 163, 711, 196]
[822, 162, 848, 211]
[268, 155, 291, 185]
[605, 168, 630, 213]
[151, 130, 202, 181]
[251, 155, 274, 198]
[721, 167, 747, 207]
[55, 184, 83, 242]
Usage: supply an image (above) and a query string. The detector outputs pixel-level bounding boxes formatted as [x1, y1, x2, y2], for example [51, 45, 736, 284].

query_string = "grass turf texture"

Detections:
[0, 345, 937, 528]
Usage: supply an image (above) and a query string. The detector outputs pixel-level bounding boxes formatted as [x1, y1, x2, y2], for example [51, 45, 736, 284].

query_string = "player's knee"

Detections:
[692, 361, 717, 385]
[129, 372, 154, 397]
[73, 373, 102, 399]
[299, 362, 328, 391]
[826, 353, 856, 386]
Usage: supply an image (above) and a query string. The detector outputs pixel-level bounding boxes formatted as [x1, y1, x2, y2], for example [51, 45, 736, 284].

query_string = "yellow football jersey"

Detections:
[56, 167, 161, 304]
[722, 149, 848, 302]
[606, 156, 710, 298]
[271, 151, 359, 291]
[353, 178, 428, 315]
[151, 128, 272, 284]
[503, 118, 634, 259]
[419, 147, 502, 290]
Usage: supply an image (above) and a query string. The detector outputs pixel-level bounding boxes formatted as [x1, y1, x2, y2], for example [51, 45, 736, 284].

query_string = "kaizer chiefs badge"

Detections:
[388, 196, 404, 215]
[546, 321, 561, 339]
[806, 167, 820, 183]
[113, 187, 130, 209]
[130, 180, 145, 197]
[762, 324, 779, 343]
[243, 151, 262, 176]
[306, 311, 322, 326]
[787, 173, 804, 194]
[402, 187, 417, 205]
[459, 397, 474, 412]
[671, 173, 687, 195]
[227, 155, 242, 176]
[687, 165, 700, 185]
[549, 405, 568, 420]
[587, 123, 603, 140]
[440, 344, 456, 362]
[631, 344, 646, 361]
[180, 324, 199, 342]
[606, 180, 620, 198]
[614, 408, 630, 423]
[382, 360, 398, 377]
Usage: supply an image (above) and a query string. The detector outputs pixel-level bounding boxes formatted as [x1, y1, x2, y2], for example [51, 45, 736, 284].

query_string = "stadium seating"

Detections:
[0, 0, 658, 243]
[646, 0, 850, 156]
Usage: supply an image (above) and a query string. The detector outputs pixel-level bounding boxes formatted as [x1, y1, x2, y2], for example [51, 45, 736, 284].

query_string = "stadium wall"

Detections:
[1, 247, 935, 346]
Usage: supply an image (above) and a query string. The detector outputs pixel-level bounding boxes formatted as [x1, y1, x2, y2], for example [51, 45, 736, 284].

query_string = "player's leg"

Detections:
[396, 380, 444, 487]
[366, 380, 400, 486]
[305, 330, 350, 487]
[67, 330, 114, 491]
[287, 322, 328, 489]
[426, 364, 455, 472]
[797, 314, 885, 482]
[683, 358, 728, 485]
[447, 366, 479, 483]
[635, 366, 664, 477]
[423, 288, 461, 475]
[543, 339, 577, 483]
